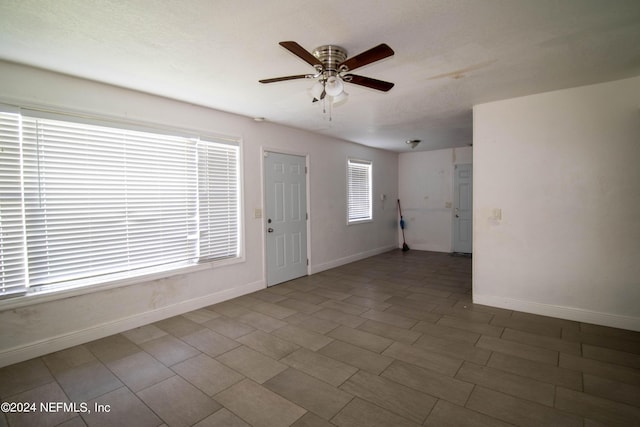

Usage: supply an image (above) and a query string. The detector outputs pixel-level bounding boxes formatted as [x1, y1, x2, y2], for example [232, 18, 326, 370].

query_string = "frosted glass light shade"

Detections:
[325, 76, 344, 97]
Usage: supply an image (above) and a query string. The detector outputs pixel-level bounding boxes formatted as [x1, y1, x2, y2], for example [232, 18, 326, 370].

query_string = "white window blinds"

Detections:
[0, 108, 240, 299]
[347, 159, 372, 223]
[0, 109, 25, 297]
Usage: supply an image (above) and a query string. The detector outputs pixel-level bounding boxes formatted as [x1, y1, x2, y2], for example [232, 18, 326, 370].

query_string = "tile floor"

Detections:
[1, 250, 639, 426]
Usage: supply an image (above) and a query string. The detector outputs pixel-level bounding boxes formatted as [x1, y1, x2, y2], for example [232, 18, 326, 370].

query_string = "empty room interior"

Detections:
[0, 1, 639, 426]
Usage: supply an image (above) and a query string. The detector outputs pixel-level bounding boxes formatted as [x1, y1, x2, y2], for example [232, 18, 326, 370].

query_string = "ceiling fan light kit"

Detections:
[260, 41, 395, 120]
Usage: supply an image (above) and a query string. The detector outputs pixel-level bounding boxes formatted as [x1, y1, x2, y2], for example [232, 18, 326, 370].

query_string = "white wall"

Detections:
[473, 75, 640, 331]
[0, 61, 398, 366]
[398, 146, 472, 252]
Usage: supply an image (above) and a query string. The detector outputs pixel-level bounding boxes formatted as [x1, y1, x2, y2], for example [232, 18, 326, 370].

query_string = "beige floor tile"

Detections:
[203, 316, 255, 339]
[276, 298, 323, 314]
[139, 335, 200, 366]
[476, 335, 558, 365]
[580, 323, 640, 342]
[5, 382, 76, 427]
[85, 334, 140, 363]
[172, 353, 244, 396]
[208, 301, 252, 318]
[251, 290, 288, 304]
[280, 348, 358, 387]
[290, 412, 335, 427]
[42, 346, 97, 374]
[122, 325, 167, 344]
[272, 324, 333, 351]
[319, 340, 393, 374]
[154, 315, 204, 337]
[412, 321, 480, 344]
[236, 311, 288, 332]
[339, 370, 436, 423]
[502, 328, 582, 355]
[284, 313, 340, 334]
[181, 308, 221, 324]
[319, 299, 368, 316]
[381, 360, 473, 406]
[491, 314, 563, 338]
[424, 400, 512, 427]
[192, 408, 249, 427]
[346, 288, 392, 302]
[466, 386, 582, 427]
[264, 368, 353, 420]
[357, 319, 421, 344]
[83, 386, 161, 427]
[235, 297, 297, 319]
[180, 328, 240, 357]
[55, 416, 86, 427]
[331, 397, 419, 427]
[487, 352, 582, 390]
[455, 361, 556, 406]
[313, 308, 366, 328]
[583, 374, 640, 407]
[559, 353, 640, 386]
[565, 330, 640, 354]
[327, 325, 393, 353]
[106, 351, 174, 392]
[384, 295, 443, 312]
[436, 315, 504, 337]
[137, 375, 220, 427]
[414, 334, 491, 365]
[215, 379, 306, 427]
[383, 305, 443, 323]
[432, 306, 494, 323]
[236, 330, 300, 359]
[0, 358, 55, 398]
[54, 360, 123, 401]
[285, 291, 328, 305]
[360, 309, 417, 329]
[555, 386, 640, 426]
[310, 288, 351, 301]
[216, 345, 287, 384]
[381, 342, 462, 376]
[582, 344, 640, 369]
[343, 295, 391, 311]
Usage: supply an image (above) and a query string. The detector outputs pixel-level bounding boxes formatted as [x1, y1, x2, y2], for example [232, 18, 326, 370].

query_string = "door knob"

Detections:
[267, 228, 274, 233]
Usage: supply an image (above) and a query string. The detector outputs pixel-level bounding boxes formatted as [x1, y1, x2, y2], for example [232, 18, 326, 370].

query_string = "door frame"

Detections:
[261, 147, 311, 287]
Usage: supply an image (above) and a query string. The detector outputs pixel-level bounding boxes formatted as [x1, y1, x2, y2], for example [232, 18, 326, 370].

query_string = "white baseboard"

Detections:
[473, 294, 640, 332]
[0, 280, 264, 368]
[309, 245, 397, 275]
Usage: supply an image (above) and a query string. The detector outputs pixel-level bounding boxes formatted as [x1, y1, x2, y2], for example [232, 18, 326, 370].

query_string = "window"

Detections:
[347, 159, 372, 223]
[0, 107, 240, 299]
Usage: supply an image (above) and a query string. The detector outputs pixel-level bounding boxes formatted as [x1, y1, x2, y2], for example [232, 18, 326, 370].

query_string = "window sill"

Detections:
[0, 256, 245, 312]
[347, 219, 373, 225]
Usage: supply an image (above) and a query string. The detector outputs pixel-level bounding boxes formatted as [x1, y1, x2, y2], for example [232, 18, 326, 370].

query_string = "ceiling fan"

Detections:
[259, 41, 395, 105]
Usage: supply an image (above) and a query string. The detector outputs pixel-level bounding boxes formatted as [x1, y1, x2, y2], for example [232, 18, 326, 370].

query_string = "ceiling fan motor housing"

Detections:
[312, 45, 348, 77]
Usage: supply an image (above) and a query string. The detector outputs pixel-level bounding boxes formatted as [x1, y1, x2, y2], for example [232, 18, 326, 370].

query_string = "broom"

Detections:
[397, 199, 410, 251]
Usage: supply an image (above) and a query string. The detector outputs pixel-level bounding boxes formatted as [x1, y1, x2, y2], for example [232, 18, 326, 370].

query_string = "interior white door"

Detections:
[264, 152, 308, 286]
[453, 163, 473, 253]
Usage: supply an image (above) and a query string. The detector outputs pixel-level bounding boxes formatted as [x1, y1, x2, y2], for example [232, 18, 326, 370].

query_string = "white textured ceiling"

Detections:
[1, 0, 639, 152]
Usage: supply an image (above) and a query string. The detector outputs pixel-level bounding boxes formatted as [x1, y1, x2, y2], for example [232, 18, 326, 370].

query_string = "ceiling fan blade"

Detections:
[259, 74, 311, 84]
[339, 43, 394, 72]
[343, 74, 394, 92]
[279, 41, 324, 69]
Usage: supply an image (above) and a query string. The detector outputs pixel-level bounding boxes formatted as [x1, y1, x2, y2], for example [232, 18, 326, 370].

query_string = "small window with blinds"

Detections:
[0, 107, 240, 300]
[347, 159, 372, 224]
